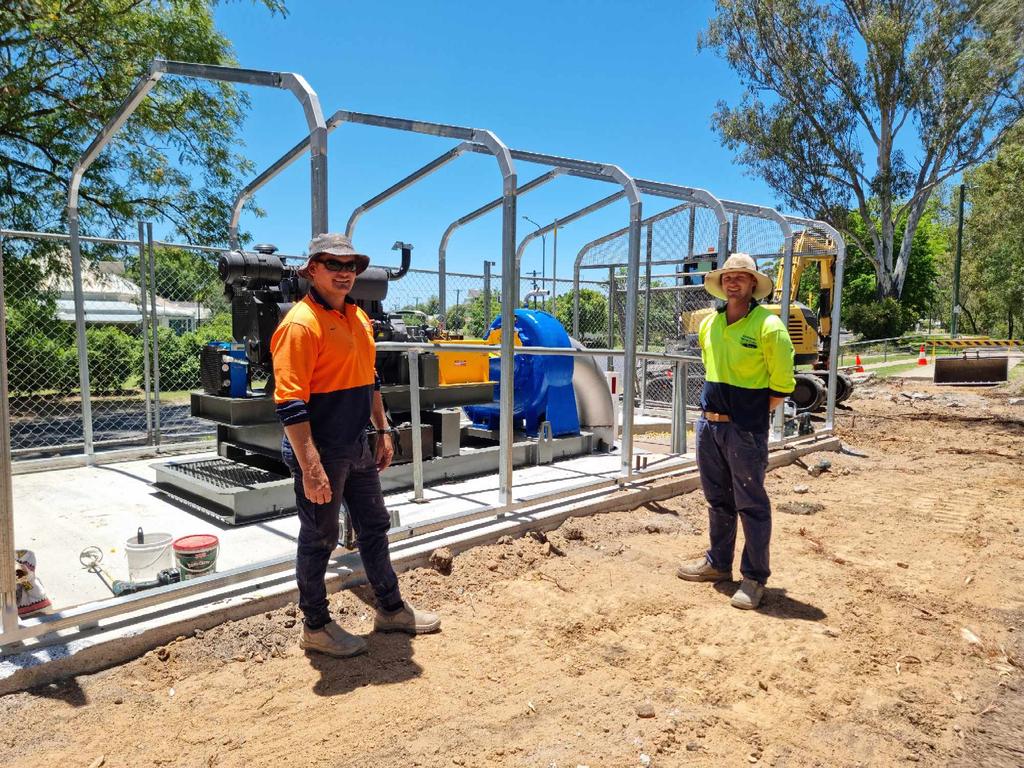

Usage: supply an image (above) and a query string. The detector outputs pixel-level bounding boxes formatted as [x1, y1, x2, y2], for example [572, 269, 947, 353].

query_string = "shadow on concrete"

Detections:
[306, 586, 425, 697]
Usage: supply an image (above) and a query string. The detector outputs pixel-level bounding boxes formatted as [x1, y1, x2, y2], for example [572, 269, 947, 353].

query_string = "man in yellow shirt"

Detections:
[677, 253, 795, 610]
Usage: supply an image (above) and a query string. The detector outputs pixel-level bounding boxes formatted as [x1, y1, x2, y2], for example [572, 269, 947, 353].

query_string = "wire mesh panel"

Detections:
[142, 242, 229, 443]
[575, 205, 723, 410]
[1, 233, 153, 457]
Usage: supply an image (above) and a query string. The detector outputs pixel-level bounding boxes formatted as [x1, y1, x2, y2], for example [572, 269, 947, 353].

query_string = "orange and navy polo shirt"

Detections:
[270, 287, 380, 457]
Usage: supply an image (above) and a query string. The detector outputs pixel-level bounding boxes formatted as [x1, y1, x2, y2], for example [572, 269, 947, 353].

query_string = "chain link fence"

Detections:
[1, 227, 228, 461]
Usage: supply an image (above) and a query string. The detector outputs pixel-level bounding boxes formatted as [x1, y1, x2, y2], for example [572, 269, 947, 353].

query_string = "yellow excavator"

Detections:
[772, 231, 853, 412]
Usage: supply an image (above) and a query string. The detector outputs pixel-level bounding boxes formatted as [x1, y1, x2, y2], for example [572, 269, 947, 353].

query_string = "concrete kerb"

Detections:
[0, 433, 839, 695]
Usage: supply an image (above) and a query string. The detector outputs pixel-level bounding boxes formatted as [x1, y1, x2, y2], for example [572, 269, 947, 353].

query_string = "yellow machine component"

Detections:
[433, 329, 523, 385]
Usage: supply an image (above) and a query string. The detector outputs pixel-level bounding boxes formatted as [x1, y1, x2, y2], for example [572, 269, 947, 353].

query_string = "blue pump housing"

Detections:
[464, 309, 580, 438]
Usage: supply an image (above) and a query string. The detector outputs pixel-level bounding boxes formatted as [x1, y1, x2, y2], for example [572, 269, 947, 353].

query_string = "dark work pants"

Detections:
[286, 437, 401, 629]
[696, 418, 772, 584]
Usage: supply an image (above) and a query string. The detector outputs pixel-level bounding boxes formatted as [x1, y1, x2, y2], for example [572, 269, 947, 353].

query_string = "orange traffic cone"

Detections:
[917, 345, 928, 366]
[855, 354, 864, 373]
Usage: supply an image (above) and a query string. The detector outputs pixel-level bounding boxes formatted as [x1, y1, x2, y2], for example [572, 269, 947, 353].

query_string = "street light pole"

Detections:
[523, 215, 546, 311]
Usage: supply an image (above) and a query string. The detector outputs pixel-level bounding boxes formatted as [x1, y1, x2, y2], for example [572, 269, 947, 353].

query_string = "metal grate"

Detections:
[167, 458, 287, 489]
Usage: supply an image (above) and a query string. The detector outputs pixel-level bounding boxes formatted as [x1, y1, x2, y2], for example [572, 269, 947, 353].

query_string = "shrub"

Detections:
[843, 298, 918, 340]
[86, 326, 141, 393]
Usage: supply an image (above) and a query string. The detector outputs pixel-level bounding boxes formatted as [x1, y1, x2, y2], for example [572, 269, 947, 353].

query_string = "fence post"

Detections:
[640, 222, 653, 414]
[68, 212, 95, 460]
[482, 260, 493, 331]
[607, 267, 615, 372]
[147, 224, 162, 445]
[438, 253, 447, 320]
[670, 359, 688, 454]
[0, 236, 21, 639]
[883, 339, 888, 362]
[137, 222, 154, 443]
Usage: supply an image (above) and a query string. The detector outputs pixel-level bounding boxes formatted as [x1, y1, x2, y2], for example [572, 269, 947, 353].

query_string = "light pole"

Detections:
[523, 215, 546, 311]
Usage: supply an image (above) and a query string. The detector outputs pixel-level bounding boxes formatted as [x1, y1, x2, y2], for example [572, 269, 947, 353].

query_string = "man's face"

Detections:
[307, 254, 358, 306]
[721, 270, 756, 302]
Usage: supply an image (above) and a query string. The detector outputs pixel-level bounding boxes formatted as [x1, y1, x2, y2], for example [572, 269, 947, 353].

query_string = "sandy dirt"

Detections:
[1, 378, 1022, 767]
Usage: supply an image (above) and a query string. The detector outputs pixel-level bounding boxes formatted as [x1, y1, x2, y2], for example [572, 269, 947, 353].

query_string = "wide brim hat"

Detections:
[703, 252, 774, 301]
[297, 233, 370, 278]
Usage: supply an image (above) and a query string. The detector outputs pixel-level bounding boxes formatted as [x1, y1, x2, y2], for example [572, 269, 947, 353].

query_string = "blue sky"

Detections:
[212, 0, 775, 282]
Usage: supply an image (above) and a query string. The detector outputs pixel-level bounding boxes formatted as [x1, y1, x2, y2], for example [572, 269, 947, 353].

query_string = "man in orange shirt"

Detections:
[271, 233, 440, 658]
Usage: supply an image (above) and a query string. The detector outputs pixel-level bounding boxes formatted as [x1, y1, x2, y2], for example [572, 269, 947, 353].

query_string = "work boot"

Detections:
[676, 557, 732, 583]
[299, 620, 368, 657]
[374, 601, 441, 635]
[730, 578, 765, 610]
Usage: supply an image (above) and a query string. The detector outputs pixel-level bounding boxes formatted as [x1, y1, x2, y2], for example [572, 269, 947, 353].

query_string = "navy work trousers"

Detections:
[285, 437, 401, 629]
[696, 418, 772, 584]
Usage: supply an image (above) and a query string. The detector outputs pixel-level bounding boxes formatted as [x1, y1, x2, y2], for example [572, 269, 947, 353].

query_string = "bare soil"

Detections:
[1, 379, 1022, 767]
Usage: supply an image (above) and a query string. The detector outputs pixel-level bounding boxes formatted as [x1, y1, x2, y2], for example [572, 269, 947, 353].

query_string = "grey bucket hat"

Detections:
[298, 233, 370, 277]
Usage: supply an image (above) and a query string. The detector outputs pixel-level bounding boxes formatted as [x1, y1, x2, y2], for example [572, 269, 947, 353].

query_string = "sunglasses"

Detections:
[316, 257, 359, 273]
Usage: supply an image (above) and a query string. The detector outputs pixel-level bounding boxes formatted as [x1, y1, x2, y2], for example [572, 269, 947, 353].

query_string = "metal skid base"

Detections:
[154, 430, 597, 524]
[154, 457, 295, 526]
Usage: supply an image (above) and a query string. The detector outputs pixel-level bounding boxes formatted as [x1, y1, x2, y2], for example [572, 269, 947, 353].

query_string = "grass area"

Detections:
[871, 361, 924, 378]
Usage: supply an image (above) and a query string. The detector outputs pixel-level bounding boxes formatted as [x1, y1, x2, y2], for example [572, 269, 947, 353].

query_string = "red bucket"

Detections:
[172, 534, 219, 580]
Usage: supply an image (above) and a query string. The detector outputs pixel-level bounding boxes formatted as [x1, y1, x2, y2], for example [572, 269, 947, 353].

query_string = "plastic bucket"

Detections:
[125, 532, 174, 583]
[173, 534, 219, 581]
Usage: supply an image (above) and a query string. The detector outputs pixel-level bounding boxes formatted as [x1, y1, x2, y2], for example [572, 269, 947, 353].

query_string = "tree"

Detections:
[1, 0, 284, 242]
[553, 289, 607, 342]
[700, 0, 1024, 299]
[961, 121, 1024, 337]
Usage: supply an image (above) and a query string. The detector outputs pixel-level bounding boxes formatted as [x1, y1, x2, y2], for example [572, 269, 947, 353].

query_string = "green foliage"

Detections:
[961, 121, 1024, 338]
[1, 0, 284, 240]
[701, 0, 1024, 298]
[552, 289, 607, 340]
[133, 312, 234, 392]
[463, 293, 500, 338]
[85, 326, 140, 393]
[843, 297, 918, 339]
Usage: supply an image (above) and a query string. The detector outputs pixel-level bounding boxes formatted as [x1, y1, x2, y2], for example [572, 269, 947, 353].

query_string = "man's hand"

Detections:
[302, 461, 332, 505]
[375, 431, 394, 472]
[769, 395, 786, 411]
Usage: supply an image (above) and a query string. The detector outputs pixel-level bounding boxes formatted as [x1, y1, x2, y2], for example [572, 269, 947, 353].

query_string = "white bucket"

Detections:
[125, 531, 174, 583]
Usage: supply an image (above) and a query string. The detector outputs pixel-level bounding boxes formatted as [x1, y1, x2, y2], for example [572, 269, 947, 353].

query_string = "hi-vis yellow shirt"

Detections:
[698, 303, 796, 433]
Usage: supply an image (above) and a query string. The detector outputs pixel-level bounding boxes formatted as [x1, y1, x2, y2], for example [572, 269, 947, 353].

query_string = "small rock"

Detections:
[758, 680, 768, 692]
[88, 757, 105, 768]
[541, 542, 553, 557]
[645, 523, 661, 534]
[686, 742, 701, 752]
[748, 754, 760, 763]
[265, 612, 272, 619]
[285, 606, 297, 617]
[527, 530, 548, 544]
[168, 687, 175, 697]
[793, 484, 810, 494]
[639, 755, 651, 767]
[156, 647, 171, 662]
[429, 547, 454, 575]
[822, 627, 841, 638]
[253, 653, 265, 663]
[497, 535, 513, 546]
[563, 527, 584, 541]
[113, 696, 123, 705]
[778, 501, 824, 516]
[283, 618, 296, 628]
[636, 703, 656, 718]
[897, 561, 910, 569]
[193, 629, 205, 639]
[1008, 398, 1023, 406]
[486, 560, 500, 571]
[232, 654, 246, 662]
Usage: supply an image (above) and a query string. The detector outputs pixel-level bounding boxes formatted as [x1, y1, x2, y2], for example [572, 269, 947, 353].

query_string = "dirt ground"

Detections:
[1, 377, 1023, 768]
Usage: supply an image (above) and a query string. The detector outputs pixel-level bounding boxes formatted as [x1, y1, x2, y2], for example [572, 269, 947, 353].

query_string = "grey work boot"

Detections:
[730, 578, 765, 610]
[374, 601, 441, 635]
[299, 620, 368, 657]
[677, 557, 732, 583]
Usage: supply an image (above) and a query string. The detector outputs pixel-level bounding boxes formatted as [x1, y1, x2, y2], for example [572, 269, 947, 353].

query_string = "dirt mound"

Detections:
[0, 380, 1021, 767]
